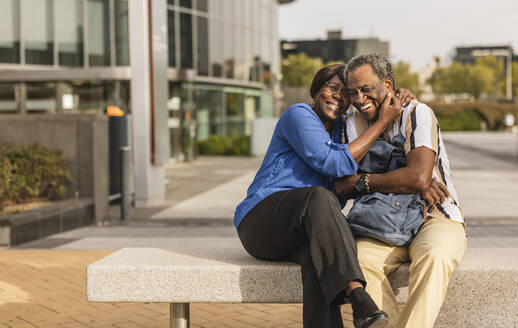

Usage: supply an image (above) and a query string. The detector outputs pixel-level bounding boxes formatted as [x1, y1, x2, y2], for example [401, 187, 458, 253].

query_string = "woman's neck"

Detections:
[311, 103, 335, 134]
[323, 120, 334, 134]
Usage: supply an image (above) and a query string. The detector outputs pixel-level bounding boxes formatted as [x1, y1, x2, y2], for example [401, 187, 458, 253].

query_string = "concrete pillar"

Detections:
[128, 0, 167, 207]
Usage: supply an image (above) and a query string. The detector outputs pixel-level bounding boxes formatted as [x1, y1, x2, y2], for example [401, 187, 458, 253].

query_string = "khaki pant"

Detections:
[357, 214, 467, 328]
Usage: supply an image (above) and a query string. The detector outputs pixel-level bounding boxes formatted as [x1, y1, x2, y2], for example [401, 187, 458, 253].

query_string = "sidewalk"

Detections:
[0, 250, 315, 328]
[2, 132, 518, 328]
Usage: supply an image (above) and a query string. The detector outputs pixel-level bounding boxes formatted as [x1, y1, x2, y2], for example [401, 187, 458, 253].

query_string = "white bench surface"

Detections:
[87, 238, 518, 327]
[87, 238, 302, 303]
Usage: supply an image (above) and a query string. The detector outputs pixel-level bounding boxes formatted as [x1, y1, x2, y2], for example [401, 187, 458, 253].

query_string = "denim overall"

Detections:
[346, 134, 425, 246]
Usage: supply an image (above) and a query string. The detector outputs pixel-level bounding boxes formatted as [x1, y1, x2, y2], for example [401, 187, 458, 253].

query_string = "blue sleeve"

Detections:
[279, 104, 358, 178]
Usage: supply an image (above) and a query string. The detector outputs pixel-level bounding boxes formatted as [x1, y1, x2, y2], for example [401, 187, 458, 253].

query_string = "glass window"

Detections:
[223, 22, 234, 79]
[233, 0, 243, 25]
[233, 15, 245, 79]
[179, 0, 192, 8]
[26, 82, 56, 113]
[22, 0, 53, 65]
[222, 0, 234, 22]
[88, 0, 110, 66]
[167, 10, 176, 67]
[0, 0, 20, 63]
[118, 81, 131, 113]
[209, 19, 224, 77]
[73, 81, 121, 113]
[270, 4, 280, 76]
[55, 0, 84, 67]
[226, 92, 244, 136]
[250, 0, 260, 31]
[261, 35, 271, 84]
[232, 1, 244, 79]
[250, 32, 261, 83]
[208, 90, 225, 135]
[194, 88, 210, 140]
[241, 28, 251, 82]
[244, 95, 259, 135]
[242, 0, 251, 28]
[168, 82, 183, 160]
[168, 0, 175, 5]
[180, 12, 193, 69]
[197, 16, 209, 76]
[56, 82, 76, 112]
[196, 0, 208, 12]
[260, 90, 273, 117]
[0, 83, 17, 114]
[193, 87, 226, 137]
[259, 0, 270, 34]
[115, 0, 129, 66]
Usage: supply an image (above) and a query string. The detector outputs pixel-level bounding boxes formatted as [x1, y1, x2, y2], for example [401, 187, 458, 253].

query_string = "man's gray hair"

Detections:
[344, 53, 396, 91]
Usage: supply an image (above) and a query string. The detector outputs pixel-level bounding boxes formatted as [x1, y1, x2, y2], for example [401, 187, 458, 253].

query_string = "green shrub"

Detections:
[0, 143, 71, 206]
[429, 102, 518, 131]
[0, 156, 12, 211]
[197, 135, 250, 156]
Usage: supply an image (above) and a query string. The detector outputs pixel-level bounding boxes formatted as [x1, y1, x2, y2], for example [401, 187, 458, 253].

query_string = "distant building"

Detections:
[453, 45, 518, 64]
[281, 30, 389, 64]
[453, 45, 515, 100]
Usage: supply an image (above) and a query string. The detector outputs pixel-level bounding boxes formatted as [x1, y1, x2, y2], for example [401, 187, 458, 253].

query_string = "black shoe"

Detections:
[353, 310, 389, 328]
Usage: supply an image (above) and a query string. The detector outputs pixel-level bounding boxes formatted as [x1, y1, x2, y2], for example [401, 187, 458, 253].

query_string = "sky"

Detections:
[278, 0, 518, 71]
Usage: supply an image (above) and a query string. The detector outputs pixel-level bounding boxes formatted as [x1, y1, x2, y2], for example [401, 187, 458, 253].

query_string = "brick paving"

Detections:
[0, 250, 354, 328]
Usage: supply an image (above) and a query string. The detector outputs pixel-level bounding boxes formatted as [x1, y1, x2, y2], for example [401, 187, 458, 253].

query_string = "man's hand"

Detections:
[377, 93, 402, 127]
[421, 178, 449, 206]
[334, 173, 361, 198]
[395, 88, 417, 107]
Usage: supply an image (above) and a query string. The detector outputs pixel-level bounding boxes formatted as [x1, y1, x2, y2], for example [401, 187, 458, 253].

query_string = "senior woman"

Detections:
[234, 64, 402, 328]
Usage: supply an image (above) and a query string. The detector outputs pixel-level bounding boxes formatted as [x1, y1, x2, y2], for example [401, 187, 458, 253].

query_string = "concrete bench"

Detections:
[86, 239, 518, 327]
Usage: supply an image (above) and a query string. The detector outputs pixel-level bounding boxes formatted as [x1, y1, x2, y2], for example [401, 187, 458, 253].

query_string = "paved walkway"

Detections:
[0, 250, 332, 328]
[2, 131, 517, 327]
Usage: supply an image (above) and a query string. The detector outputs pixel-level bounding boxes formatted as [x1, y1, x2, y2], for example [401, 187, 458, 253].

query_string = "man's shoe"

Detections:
[353, 310, 389, 328]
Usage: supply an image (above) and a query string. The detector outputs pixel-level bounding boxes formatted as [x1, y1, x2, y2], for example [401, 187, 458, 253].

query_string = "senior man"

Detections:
[334, 54, 466, 328]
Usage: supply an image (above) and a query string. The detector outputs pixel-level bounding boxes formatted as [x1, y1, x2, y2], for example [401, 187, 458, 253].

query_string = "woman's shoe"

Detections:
[353, 310, 389, 328]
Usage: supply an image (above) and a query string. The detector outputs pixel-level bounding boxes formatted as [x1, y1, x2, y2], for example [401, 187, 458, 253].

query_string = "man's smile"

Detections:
[360, 103, 373, 112]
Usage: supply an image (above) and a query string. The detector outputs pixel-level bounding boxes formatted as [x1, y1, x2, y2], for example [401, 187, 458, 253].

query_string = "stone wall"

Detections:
[0, 114, 109, 223]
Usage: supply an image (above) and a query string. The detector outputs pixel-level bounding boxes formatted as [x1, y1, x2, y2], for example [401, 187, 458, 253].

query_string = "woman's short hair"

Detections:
[309, 64, 346, 99]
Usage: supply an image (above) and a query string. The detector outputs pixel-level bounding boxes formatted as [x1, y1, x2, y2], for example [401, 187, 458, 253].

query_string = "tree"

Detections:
[513, 62, 518, 99]
[467, 63, 494, 98]
[474, 56, 504, 98]
[429, 62, 469, 95]
[281, 53, 323, 87]
[428, 56, 509, 100]
[393, 61, 421, 96]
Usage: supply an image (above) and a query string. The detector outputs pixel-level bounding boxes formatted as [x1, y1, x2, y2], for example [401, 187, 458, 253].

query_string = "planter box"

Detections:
[0, 198, 94, 246]
[0, 114, 109, 224]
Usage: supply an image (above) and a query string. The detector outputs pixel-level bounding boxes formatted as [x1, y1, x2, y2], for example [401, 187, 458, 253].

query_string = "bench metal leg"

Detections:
[170, 303, 190, 328]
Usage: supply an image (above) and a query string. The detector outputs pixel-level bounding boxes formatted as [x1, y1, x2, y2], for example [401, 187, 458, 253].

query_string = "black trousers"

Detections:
[238, 186, 365, 328]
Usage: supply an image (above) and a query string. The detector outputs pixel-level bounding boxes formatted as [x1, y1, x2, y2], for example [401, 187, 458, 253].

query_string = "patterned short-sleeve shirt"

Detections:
[343, 101, 464, 224]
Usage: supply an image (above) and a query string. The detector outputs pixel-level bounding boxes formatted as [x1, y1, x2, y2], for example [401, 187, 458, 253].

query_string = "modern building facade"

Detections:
[0, 0, 292, 206]
[281, 30, 389, 64]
